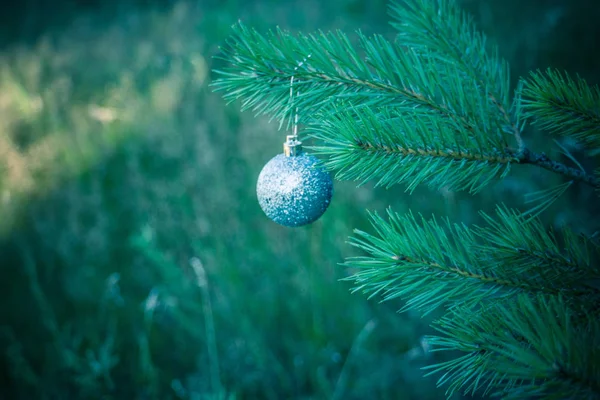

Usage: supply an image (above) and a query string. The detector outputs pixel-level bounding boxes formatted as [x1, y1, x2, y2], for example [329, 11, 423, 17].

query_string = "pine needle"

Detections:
[522, 180, 573, 219]
[522, 68, 600, 150]
[424, 294, 600, 399]
[343, 206, 599, 317]
[309, 105, 513, 194]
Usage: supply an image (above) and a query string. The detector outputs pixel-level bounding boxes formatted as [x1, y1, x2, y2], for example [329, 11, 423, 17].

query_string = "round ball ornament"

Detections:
[257, 135, 333, 227]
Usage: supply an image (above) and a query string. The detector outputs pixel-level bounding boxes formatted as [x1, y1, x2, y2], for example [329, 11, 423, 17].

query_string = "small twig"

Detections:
[392, 254, 595, 298]
[514, 148, 600, 189]
[269, 69, 480, 137]
[357, 141, 513, 163]
[253, 65, 600, 190]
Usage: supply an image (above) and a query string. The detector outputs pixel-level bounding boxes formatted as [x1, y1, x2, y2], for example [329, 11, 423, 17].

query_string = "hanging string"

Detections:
[288, 54, 311, 140]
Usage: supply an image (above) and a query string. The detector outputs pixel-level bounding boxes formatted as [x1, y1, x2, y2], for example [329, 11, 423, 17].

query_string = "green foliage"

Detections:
[425, 294, 600, 399]
[310, 105, 513, 193]
[474, 206, 599, 288]
[214, 1, 600, 195]
[345, 207, 600, 398]
[213, 12, 524, 194]
[389, 0, 514, 130]
[522, 68, 600, 149]
[214, 0, 600, 398]
[345, 206, 600, 316]
[2, 0, 599, 398]
[346, 209, 500, 315]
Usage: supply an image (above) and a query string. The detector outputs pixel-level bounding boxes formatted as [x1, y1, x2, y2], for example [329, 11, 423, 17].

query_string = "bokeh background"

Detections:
[0, 0, 598, 398]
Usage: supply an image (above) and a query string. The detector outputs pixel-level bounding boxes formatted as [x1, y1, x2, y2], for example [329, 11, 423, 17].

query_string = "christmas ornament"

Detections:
[257, 135, 333, 227]
[256, 55, 333, 227]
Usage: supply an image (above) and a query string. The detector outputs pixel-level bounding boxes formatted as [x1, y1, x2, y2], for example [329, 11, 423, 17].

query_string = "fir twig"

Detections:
[214, 21, 600, 193]
[310, 105, 512, 193]
[474, 206, 600, 288]
[424, 294, 600, 399]
[212, 22, 508, 144]
[213, 1, 600, 398]
[309, 105, 600, 191]
[344, 206, 600, 316]
[522, 68, 600, 150]
[389, 0, 523, 149]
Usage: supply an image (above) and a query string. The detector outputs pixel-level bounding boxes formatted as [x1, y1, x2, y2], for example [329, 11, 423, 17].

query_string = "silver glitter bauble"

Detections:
[256, 149, 333, 228]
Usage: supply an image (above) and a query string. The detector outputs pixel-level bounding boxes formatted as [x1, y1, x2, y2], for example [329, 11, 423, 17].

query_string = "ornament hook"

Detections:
[284, 54, 311, 157]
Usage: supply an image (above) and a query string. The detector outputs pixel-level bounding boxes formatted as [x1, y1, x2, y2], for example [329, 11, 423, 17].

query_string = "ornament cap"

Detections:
[283, 135, 302, 157]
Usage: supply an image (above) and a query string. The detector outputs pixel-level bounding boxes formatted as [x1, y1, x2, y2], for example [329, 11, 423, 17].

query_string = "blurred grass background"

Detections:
[0, 0, 598, 399]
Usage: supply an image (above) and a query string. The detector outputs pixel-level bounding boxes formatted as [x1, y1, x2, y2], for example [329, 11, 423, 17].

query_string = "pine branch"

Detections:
[516, 147, 600, 189]
[344, 209, 505, 316]
[212, 23, 509, 144]
[474, 206, 600, 289]
[309, 104, 600, 192]
[310, 105, 512, 193]
[213, 19, 600, 192]
[522, 68, 600, 150]
[344, 207, 600, 316]
[389, 0, 521, 147]
[389, 0, 506, 101]
[424, 294, 600, 399]
[212, 2, 600, 398]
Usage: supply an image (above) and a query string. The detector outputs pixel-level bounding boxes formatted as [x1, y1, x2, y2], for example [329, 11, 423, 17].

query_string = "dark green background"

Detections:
[0, 0, 598, 398]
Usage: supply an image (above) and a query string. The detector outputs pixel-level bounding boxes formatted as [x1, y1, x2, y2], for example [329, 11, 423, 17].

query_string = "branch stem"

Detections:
[513, 148, 600, 189]
[393, 254, 590, 297]
[230, 62, 600, 189]
[277, 71, 600, 189]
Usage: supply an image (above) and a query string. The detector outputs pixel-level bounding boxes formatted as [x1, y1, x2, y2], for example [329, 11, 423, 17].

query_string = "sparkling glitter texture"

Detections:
[256, 153, 333, 227]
